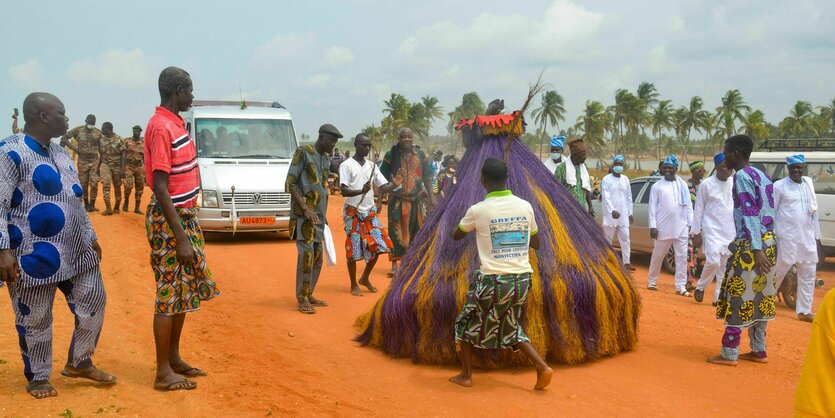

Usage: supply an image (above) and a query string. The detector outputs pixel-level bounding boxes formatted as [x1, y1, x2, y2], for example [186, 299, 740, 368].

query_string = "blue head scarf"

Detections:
[713, 152, 725, 166]
[662, 154, 679, 168]
[787, 154, 806, 166]
[550, 135, 565, 149]
[612, 155, 625, 164]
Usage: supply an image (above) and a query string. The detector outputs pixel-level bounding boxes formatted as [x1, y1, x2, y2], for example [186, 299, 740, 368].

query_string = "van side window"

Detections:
[630, 181, 645, 203]
[640, 181, 655, 204]
[807, 163, 835, 195]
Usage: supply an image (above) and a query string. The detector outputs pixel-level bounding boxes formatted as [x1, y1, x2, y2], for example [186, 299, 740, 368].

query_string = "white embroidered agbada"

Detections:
[691, 175, 735, 256]
[601, 173, 633, 227]
[648, 176, 693, 240]
[774, 176, 820, 263]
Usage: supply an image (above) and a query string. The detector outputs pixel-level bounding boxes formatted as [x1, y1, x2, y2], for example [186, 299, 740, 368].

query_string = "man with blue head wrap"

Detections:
[542, 135, 565, 174]
[692, 153, 735, 305]
[773, 154, 820, 322]
[647, 154, 694, 296]
[600, 155, 634, 270]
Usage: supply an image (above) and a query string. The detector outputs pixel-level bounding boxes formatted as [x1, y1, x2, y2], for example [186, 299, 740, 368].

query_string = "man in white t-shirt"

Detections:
[449, 158, 553, 391]
[339, 134, 399, 296]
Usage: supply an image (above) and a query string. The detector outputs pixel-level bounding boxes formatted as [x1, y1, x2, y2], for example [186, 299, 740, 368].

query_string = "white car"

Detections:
[181, 100, 298, 233]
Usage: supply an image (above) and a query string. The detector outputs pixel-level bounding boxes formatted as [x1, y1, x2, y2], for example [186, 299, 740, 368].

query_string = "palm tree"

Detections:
[609, 89, 631, 153]
[633, 82, 659, 169]
[362, 124, 385, 154]
[716, 89, 751, 138]
[651, 100, 674, 160]
[816, 98, 835, 136]
[682, 96, 707, 164]
[574, 100, 607, 155]
[531, 90, 566, 158]
[671, 107, 688, 158]
[781, 100, 814, 138]
[701, 112, 719, 156]
[740, 109, 769, 144]
[382, 93, 411, 143]
[447, 92, 485, 133]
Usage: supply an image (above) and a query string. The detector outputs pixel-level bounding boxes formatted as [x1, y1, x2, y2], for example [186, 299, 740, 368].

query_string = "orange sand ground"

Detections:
[0, 191, 831, 417]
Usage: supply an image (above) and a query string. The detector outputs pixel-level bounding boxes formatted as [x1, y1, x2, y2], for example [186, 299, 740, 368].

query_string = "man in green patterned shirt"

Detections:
[285, 123, 341, 314]
[554, 138, 595, 216]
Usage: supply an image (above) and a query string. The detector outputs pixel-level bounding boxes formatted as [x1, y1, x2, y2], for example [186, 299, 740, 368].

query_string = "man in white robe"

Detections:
[601, 154, 634, 271]
[541, 135, 564, 174]
[692, 153, 735, 305]
[648, 154, 694, 295]
[774, 154, 821, 322]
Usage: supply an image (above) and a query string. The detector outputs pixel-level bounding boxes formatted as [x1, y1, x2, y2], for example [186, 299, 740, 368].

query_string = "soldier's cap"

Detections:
[132, 125, 143, 131]
[318, 123, 343, 138]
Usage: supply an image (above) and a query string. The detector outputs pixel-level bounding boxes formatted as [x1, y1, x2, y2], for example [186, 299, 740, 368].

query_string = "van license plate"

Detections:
[239, 216, 275, 225]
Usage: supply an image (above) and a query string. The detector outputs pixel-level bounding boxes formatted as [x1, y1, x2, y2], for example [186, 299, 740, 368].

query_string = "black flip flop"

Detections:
[174, 367, 207, 378]
[297, 303, 316, 314]
[62, 366, 117, 385]
[155, 379, 197, 392]
[308, 297, 328, 307]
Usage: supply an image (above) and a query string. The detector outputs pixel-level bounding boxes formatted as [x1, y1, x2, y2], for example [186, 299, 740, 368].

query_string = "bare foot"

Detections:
[351, 285, 364, 297]
[358, 277, 377, 293]
[706, 355, 737, 366]
[738, 352, 768, 364]
[534, 367, 553, 390]
[26, 380, 58, 399]
[448, 373, 472, 387]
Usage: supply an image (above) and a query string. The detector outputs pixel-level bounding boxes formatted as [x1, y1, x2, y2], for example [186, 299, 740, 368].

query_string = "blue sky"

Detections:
[2, 0, 834, 142]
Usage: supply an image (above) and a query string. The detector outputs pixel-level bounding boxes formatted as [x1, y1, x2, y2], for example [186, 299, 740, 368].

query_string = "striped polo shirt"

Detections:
[144, 106, 200, 208]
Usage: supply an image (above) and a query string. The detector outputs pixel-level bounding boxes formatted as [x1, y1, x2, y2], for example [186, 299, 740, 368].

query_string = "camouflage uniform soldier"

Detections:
[62, 114, 102, 211]
[123, 125, 146, 214]
[97, 122, 126, 215]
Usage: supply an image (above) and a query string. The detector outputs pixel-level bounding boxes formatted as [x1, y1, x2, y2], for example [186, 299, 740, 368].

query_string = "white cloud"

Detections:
[394, 0, 603, 66]
[67, 48, 154, 88]
[322, 46, 354, 69]
[10, 60, 44, 90]
[251, 33, 315, 68]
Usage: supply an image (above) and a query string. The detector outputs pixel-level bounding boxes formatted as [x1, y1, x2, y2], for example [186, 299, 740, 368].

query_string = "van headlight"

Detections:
[201, 190, 219, 208]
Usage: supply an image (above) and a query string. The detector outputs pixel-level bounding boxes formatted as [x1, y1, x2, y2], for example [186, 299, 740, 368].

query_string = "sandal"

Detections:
[61, 366, 117, 385]
[174, 367, 208, 377]
[26, 380, 58, 399]
[297, 302, 316, 314]
[647, 284, 657, 291]
[308, 296, 328, 307]
[155, 379, 197, 392]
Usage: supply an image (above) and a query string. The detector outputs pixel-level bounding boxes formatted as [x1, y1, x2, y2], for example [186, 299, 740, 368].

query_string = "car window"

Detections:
[630, 181, 645, 203]
[640, 180, 657, 204]
[750, 162, 784, 181]
[806, 163, 835, 195]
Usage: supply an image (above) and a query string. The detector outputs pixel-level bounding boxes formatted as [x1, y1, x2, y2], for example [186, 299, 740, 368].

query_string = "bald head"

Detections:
[21, 92, 69, 141]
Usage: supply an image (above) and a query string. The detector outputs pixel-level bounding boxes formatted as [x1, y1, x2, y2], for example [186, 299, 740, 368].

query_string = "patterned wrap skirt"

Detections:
[343, 204, 393, 262]
[454, 271, 532, 350]
[146, 197, 220, 316]
[716, 232, 777, 328]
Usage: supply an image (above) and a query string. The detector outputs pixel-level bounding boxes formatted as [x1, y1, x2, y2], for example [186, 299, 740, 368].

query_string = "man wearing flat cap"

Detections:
[286, 123, 341, 314]
[123, 125, 145, 214]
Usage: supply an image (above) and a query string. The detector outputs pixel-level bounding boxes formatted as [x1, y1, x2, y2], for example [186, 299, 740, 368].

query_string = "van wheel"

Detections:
[662, 248, 676, 274]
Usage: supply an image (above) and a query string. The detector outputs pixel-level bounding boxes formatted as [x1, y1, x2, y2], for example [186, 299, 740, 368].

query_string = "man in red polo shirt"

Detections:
[144, 66, 220, 392]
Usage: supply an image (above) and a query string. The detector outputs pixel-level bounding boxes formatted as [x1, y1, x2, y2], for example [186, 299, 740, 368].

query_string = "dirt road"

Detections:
[0, 192, 830, 417]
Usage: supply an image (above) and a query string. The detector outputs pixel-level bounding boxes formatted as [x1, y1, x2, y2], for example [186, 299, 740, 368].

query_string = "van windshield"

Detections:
[195, 118, 296, 159]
